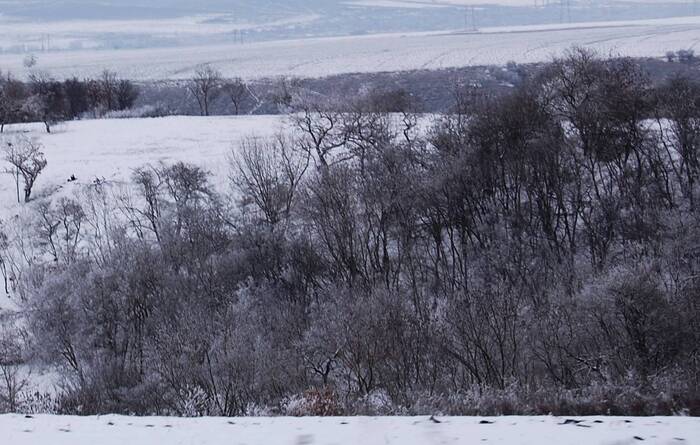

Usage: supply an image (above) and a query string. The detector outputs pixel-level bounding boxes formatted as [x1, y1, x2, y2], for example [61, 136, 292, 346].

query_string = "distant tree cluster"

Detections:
[666, 49, 696, 64]
[188, 65, 251, 116]
[1, 49, 699, 417]
[0, 69, 139, 133]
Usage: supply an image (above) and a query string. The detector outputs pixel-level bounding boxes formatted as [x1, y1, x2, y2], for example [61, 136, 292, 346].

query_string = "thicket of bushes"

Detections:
[0, 70, 139, 133]
[1, 48, 699, 416]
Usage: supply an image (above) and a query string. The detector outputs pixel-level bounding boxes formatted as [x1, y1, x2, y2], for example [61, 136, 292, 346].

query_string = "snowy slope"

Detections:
[1, 414, 698, 445]
[1, 16, 698, 80]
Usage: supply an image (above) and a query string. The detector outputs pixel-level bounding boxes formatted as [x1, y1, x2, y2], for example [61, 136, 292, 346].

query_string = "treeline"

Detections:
[125, 53, 700, 117]
[1, 48, 700, 416]
[0, 70, 139, 133]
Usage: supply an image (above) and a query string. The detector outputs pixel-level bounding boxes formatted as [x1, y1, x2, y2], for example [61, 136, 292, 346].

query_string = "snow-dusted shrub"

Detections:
[17, 392, 58, 415]
[387, 377, 698, 417]
[177, 385, 212, 417]
[346, 390, 404, 416]
[245, 402, 275, 417]
[102, 104, 170, 119]
[282, 388, 342, 417]
[281, 394, 307, 417]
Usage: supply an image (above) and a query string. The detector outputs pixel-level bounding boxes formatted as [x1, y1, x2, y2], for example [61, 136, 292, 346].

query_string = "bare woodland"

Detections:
[0, 49, 699, 416]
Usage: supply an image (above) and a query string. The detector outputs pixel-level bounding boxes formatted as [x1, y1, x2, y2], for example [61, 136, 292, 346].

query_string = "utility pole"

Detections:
[560, 0, 571, 23]
[560, 0, 563, 23]
[465, 6, 477, 31]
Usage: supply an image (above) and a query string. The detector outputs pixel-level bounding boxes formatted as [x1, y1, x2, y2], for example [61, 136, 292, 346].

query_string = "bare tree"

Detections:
[292, 94, 351, 168]
[35, 198, 85, 264]
[26, 71, 66, 133]
[230, 135, 309, 227]
[0, 322, 29, 413]
[0, 224, 8, 294]
[189, 65, 222, 116]
[2, 136, 47, 203]
[222, 78, 248, 115]
[0, 72, 27, 134]
[116, 79, 139, 111]
[62, 77, 89, 119]
[271, 76, 302, 111]
[100, 70, 119, 111]
[656, 75, 700, 207]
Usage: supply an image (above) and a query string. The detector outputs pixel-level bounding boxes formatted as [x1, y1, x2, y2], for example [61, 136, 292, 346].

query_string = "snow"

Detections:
[0, 415, 697, 444]
[0, 116, 286, 220]
[0, 16, 697, 81]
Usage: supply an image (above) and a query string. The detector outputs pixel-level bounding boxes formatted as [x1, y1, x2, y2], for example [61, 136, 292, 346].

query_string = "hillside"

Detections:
[1, 16, 699, 81]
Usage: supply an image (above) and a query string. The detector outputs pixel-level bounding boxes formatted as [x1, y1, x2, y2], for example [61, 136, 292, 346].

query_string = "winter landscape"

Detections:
[1, 0, 700, 444]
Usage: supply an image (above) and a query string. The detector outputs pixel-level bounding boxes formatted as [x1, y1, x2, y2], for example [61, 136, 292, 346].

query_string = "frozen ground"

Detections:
[1, 16, 698, 80]
[0, 414, 697, 445]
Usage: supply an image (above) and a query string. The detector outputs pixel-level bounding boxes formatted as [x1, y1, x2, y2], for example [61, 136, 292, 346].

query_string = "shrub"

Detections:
[282, 388, 342, 417]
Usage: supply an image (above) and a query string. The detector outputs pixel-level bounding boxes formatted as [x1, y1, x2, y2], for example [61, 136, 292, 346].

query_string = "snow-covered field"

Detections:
[0, 13, 322, 53]
[1, 16, 698, 80]
[0, 414, 697, 444]
[0, 116, 286, 220]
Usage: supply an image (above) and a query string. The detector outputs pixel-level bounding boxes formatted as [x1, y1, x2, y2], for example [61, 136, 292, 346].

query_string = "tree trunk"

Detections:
[14, 169, 20, 204]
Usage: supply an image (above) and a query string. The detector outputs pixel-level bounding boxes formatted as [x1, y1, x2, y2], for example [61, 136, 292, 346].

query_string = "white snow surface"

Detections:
[0, 116, 286, 220]
[0, 414, 697, 444]
[1, 16, 699, 80]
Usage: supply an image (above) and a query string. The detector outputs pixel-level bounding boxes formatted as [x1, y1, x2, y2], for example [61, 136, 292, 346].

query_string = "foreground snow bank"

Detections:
[1, 415, 697, 445]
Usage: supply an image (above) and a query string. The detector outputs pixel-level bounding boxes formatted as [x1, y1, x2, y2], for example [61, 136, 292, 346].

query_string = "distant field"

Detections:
[0, 16, 698, 80]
